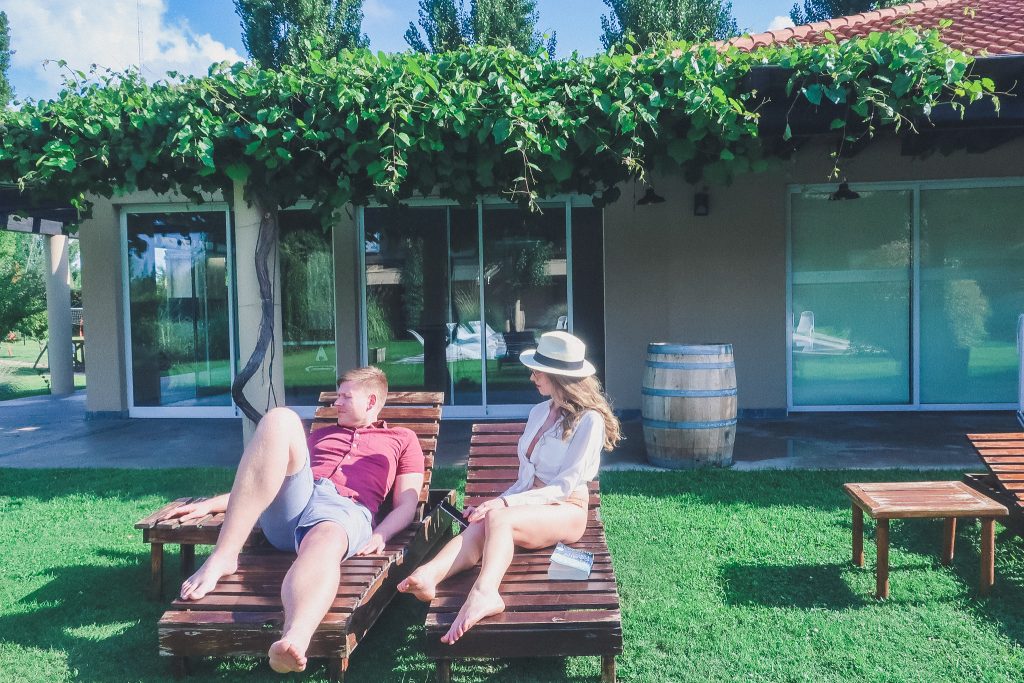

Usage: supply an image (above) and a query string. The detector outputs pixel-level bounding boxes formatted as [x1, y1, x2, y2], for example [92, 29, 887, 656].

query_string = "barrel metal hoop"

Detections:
[643, 418, 738, 429]
[645, 361, 735, 370]
[641, 387, 737, 397]
[648, 343, 733, 355]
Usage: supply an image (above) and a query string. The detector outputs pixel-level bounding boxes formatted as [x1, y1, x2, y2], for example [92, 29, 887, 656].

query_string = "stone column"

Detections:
[232, 180, 285, 443]
[44, 233, 75, 395]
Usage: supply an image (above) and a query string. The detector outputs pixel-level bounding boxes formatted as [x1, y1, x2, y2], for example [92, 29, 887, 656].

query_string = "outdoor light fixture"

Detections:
[693, 187, 710, 216]
[636, 187, 666, 205]
[829, 181, 860, 201]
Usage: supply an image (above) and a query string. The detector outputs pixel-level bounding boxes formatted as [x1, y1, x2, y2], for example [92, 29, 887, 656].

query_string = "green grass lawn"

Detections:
[3, 468, 1024, 682]
[0, 341, 86, 401]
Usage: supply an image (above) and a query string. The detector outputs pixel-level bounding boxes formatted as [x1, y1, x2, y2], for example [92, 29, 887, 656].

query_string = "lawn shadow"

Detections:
[0, 548, 175, 682]
[720, 562, 865, 609]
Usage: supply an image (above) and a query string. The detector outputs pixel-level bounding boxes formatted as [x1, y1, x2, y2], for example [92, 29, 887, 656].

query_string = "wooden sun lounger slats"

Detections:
[424, 422, 621, 683]
[964, 433, 1024, 536]
[143, 391, 455, 681]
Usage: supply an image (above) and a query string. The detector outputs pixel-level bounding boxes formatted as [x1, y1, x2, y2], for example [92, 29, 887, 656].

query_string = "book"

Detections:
[547, 542, 594, 581]
[438, 500, 469, 531]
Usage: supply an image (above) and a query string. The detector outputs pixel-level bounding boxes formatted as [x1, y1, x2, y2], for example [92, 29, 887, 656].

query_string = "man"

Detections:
[159, 366, 423, 673]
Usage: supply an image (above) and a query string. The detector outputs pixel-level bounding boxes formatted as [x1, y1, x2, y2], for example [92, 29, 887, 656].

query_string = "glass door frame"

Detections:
[120, 202, 238, 418]
[787, 177, 1024, 412]
[358, 195, 584, 419]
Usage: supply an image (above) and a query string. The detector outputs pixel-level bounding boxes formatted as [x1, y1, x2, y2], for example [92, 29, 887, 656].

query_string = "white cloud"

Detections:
[362, 0, 397, 22]
[767, 15, 796, 31]
[6, 0, 243, 96]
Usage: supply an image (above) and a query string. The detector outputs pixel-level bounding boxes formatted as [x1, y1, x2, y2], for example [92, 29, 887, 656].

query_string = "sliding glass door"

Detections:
[790, 190, 912, 406]
[361, 199, 588, 414]
[124, 207, 234, 415]
[789, 181, 1024, 409]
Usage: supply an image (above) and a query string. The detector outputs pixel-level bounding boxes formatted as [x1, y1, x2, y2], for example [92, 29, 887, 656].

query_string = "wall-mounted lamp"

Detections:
[828, 181, 860, 201]
[636, 187, 666, 205]
[693, 187, 710, 216]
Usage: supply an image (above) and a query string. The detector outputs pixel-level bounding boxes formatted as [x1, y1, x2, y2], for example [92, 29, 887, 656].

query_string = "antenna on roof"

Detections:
[137, 0, 144, 73]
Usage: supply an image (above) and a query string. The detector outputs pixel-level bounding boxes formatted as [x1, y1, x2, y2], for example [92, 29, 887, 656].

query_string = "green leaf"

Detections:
[803, 84, 823, 106]
[492, 118, 512, 144]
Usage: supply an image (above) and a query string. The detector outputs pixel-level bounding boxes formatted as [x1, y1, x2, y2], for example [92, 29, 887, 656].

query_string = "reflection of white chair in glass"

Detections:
[399, 322, 505, 364]
[792, 310, 851, 354]
[556, 315, 568, 330]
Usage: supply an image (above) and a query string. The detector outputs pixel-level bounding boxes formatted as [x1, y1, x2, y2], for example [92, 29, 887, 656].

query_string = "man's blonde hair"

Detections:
[337, 366, 388, 399]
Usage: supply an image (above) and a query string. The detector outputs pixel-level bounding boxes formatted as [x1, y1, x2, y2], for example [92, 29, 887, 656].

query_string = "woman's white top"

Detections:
[500, 399, 604, 506]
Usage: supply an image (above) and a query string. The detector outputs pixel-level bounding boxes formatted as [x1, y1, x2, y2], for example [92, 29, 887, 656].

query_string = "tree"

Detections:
[0, 232, 47, 341]
[0, 11, 13, 105]
[405, 0, 555, 54]
[600, 0, 739, 50]
[790, 1, 907, 25]
[234, 0, 368, 69]
[405, 0, 467, 53]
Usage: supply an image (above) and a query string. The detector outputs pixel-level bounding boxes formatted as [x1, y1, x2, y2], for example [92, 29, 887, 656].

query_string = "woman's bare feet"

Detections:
[268, 639, 307, 673]
[440, 588, 505, 644]
[179, 553, 238, 600]
[398, 568, 440, 602]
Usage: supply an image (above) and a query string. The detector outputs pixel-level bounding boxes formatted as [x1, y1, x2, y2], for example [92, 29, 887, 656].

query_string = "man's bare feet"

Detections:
[268, 639, 307, 673]
[179, 553, 238, 601]
[440, 588, 505, 644]
[398, 568, 440, 602]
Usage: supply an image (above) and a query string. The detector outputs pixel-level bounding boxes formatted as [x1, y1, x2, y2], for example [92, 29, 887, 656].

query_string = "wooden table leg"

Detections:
[941, 517, 956, 566]
[602, 654, 617, 683]
[875, 519, 889, 600]
[852, 505, 864, 567]
[980, 518, 995, 595]
[180, 543, 196, 577]
[436, 659, 452, 683]
[150, 543, 164, 601]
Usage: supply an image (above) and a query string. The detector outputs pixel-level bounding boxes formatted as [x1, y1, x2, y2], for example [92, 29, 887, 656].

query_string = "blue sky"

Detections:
[4, 0, 797, 102]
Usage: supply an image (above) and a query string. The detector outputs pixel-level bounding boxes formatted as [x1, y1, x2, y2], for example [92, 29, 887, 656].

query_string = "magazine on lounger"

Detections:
[547, 542, 594, 580]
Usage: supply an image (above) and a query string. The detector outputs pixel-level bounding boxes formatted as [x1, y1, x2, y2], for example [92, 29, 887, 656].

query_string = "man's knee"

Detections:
[298, 521, 350, 559]
[260, 407, 304, 436]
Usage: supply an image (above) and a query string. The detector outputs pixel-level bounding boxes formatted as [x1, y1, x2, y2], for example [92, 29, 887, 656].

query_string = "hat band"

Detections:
[533, 351, 585, 371]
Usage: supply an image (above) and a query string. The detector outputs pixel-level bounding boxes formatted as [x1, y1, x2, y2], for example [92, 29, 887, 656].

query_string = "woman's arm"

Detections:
[501, 411, 604, 507]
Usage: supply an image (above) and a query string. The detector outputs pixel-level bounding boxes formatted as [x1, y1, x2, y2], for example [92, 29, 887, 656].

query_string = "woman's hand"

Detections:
[465, 498, 506, 524]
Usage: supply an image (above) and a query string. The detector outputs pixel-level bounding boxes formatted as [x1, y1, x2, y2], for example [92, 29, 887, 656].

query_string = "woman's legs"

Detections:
[441, 503, 587, 644]
[399, 522, 486, 601]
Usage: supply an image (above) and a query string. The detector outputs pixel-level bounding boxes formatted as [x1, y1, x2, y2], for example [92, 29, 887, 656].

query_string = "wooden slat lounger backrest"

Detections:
[967, 432, 1024, 504]
[316, 391, 443, 520]
[464, 422, 602, 513]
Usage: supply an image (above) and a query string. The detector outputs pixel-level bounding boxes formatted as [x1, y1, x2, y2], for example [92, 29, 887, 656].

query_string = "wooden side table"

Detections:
[843, 481, 1008, 599]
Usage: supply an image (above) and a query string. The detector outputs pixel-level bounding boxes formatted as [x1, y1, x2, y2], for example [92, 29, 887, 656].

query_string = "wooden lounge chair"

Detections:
[423, 422, 622, 683]
[136, 392, 455, 680]
[963, 432, 1024, 536]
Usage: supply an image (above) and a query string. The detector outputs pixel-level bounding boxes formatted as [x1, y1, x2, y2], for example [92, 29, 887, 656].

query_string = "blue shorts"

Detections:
[258, 460, 373, 559]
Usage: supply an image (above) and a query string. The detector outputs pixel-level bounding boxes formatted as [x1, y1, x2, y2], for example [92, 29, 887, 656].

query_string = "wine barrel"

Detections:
[642, 343, 737, 468]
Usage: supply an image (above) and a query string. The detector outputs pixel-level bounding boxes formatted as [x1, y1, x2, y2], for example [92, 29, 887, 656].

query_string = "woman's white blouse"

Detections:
[500, 399, 604, 506]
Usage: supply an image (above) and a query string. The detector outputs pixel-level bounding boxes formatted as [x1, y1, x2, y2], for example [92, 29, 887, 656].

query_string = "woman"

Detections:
[398, 330, 621, 644]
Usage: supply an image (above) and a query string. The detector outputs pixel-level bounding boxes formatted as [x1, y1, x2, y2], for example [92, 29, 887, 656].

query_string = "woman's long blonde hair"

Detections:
[549, 373, 622, 451]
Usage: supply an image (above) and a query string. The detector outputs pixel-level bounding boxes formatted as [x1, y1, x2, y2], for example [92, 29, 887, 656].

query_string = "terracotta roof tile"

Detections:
[723, 0, 1024, 55]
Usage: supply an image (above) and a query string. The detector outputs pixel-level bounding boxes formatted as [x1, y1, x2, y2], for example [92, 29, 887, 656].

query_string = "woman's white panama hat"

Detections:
[519, 331, 596, 378]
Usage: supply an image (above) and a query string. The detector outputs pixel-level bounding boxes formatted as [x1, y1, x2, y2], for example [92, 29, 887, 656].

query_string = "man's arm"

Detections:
[157, 493, 230, 523]
[356, 472, 423, 555]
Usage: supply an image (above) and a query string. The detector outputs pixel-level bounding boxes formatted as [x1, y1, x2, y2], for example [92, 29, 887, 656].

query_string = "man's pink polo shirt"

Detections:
[307, 420, 424, 518]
